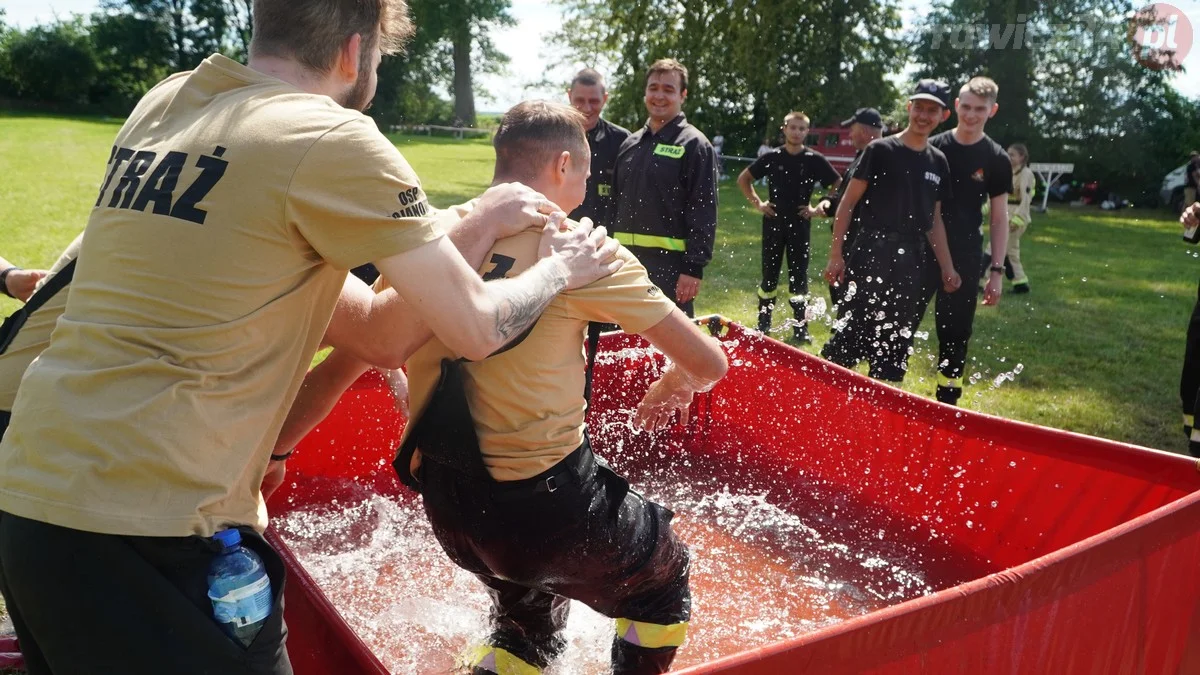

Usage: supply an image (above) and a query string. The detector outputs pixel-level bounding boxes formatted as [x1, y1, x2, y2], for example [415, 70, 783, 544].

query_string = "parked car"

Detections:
[1162, 163, 1189, 213]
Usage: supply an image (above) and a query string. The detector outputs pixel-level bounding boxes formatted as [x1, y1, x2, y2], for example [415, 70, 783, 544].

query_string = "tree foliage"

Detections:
[555, 0, 906, 156]
[910, 0, 1197, 203]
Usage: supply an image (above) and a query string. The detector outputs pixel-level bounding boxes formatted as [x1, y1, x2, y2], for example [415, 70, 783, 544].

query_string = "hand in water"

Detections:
[635, 377, 694, 432]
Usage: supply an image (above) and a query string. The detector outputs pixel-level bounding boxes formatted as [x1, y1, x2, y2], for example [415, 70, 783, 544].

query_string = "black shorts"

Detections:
[0, 512, 292, 675]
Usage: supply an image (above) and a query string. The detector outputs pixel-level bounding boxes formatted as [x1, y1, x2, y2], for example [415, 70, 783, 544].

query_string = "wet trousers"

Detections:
[0, 512, 291, 675]
[912, 244, 983, 388]
[420, 442, 692, 674]
[758, 215, 811, 328]
[821, 230, 926, 382]
[1180, 278, 1200, 457]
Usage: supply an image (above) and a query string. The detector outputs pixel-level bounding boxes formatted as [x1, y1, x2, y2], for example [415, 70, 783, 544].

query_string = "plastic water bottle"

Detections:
[207, 529, 272, 647]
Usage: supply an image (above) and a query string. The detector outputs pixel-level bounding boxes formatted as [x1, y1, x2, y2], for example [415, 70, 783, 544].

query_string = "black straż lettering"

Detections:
[96, 146, 135, 207]
[170, 147, 229, 225]
[108, 150, 157, 209]
[131, 151, 188, 215]
[482, 254, 516, 281]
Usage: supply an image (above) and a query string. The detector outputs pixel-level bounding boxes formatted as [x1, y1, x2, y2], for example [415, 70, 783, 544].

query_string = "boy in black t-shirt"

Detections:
[912, 77, 1013, 405]
[737, 112, 841, 342]
[820, 80, 961, 382]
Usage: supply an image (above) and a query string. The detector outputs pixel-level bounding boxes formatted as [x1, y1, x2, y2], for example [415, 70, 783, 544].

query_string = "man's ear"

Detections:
[337, 33, 362, 83]
[941, 108, 952, 122]
[557, 151, 572, 178]
[989, 102, 999, 118]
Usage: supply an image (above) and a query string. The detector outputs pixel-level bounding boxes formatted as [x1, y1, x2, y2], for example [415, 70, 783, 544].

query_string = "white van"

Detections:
[1162, 163, 1190, 213]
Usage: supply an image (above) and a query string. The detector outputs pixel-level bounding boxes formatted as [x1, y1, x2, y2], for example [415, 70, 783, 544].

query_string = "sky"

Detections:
[4, 0, 1199, 109]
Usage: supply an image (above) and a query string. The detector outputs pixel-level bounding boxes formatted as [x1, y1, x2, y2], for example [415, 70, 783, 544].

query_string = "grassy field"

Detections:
[1, 111, 1196, 455]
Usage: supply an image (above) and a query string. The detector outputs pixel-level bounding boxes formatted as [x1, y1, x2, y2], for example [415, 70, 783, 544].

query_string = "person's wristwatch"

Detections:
[989, 264, 1005, 275]
[0, 267, 20, 299]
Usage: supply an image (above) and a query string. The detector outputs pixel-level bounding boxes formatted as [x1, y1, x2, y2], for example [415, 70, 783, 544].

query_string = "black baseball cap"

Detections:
[840, 108, 884, 129]
[909, 79, 952, 108]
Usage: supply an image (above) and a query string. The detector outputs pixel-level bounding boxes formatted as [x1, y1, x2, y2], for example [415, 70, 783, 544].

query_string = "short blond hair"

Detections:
[960, 76, 999, 102]
[783, 111, 810, 126]
[250, 0, 414, 73]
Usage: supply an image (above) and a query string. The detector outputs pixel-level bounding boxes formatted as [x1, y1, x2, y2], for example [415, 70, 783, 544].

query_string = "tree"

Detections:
[555, 0, 904, 156]
[410, 0, 515, 127]
[910, 0, 1195, 203]
[98, 0, 244, 71]
[4, 18, 98, 105]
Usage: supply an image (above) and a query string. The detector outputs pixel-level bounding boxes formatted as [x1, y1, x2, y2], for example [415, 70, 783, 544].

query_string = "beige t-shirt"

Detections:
[403, 216, 676, 481]
[0, 55, 440, 537]
[0, 233, 83, 412]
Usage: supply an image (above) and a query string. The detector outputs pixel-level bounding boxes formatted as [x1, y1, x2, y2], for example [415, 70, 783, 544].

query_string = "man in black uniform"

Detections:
[814, 107, 884, 307]
[567, 68, 631, 228]
[907, 77, 1012, 405]
[821, 80, 961, 382]
[1180, 200, 1200, 456]
[736, 111, 840, 342]
[612, 58, 718, 318]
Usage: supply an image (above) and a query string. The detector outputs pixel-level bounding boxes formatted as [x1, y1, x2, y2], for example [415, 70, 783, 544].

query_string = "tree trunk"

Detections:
[984, 0, 1036, 144]
[451, 23, 475, 127]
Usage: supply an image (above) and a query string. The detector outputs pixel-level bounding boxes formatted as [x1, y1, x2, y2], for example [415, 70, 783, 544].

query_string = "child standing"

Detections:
[1000, 144, 1035, 293]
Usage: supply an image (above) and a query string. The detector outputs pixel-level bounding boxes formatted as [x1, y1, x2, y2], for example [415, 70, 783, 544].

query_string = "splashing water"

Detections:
[275, 452, 990, 674]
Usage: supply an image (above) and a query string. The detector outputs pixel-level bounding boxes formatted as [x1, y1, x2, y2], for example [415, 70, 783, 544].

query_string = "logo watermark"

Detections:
[921, 5, 1193, 71]
[1129, 3, 1192, 71]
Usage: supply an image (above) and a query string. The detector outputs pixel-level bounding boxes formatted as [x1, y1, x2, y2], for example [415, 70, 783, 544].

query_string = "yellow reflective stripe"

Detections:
[463, 645, 541, 675]
[1185, 414, 1195, 428]
[937, 373, 962, 389]
[597, 183, 612, 196]
[614, 232, 687, 252]
[1012, 275, 1029, 285]
[615, 618, 689, 648]
[1010, 214, 1028, 228]
[757, 287, 778, 300]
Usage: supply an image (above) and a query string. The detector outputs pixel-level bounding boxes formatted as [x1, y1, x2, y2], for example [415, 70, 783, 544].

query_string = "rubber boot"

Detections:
[757, 298, 774, 333]
[612, 638, 678, 675]
[789, 297, 811, 343]
[936, 384, 962, 405]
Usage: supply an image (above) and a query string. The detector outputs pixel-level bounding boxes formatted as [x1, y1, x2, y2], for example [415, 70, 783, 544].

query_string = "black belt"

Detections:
[490, 439, 597, 500]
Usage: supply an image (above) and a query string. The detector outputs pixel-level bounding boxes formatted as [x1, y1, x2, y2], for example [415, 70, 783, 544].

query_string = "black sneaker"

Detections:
[1012, 283, 1030, 294]
[935, 384, 962, 405]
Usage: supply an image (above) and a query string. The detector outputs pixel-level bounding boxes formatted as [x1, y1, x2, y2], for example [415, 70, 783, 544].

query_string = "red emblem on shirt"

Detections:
[971, 168, 985, 182]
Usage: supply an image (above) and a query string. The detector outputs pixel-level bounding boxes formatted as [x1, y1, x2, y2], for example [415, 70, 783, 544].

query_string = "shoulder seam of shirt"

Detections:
[282, 116, 368, 225]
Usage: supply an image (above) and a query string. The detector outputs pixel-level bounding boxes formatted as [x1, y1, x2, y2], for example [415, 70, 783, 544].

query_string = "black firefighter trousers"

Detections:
[420, 441, 692, 674]
[821, 230, 926, 382]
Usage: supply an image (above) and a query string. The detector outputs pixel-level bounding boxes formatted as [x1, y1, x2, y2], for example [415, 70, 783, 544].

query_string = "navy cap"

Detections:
[840, 108, 884, 129]
[909, 79, 952, 109]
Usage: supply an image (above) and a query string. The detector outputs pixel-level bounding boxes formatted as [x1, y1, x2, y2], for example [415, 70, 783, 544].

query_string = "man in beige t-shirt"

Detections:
[273, 101, 728, 675]
[0, 2, 622, 674]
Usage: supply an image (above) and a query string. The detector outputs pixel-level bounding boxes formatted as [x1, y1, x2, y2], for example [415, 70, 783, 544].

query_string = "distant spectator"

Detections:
[986, 143, 1034, 295]
[1186, 151, 1200, 209]
[1179, 200, 1200, 457]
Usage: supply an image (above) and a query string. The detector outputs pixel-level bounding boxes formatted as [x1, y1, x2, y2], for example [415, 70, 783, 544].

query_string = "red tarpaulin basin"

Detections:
[266, 319, 1200, 674]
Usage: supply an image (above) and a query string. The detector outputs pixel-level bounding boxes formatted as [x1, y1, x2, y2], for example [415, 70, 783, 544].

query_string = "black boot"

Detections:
[757, 298, 774, 333]
[935, 384, 962, 405]
[789, 297, 811, 343]
[612, 637, 678, 675]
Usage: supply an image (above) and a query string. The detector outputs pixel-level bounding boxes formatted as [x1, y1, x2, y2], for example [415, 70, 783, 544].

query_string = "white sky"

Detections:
[4, 0, 1199, 108]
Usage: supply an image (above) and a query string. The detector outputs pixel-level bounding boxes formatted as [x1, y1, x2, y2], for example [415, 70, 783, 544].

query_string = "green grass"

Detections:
[2, 113, 1195, 455]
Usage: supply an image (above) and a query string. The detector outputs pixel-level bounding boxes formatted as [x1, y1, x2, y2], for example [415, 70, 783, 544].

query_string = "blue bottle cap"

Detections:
[214, 529, 242, 549]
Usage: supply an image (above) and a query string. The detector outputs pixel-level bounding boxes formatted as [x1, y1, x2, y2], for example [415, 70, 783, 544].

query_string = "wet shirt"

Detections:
[929, 131, 1011, 247]
[569, 117, 630, 228]
[748, 146, 840, 217]
[852, 135, 952, 237]
[0, 54, 440, 538]
[612, 113, 718, 278]
[0, 234, 82, 412]
[825, 150, 866, 242]
[403, 212, 677, 482]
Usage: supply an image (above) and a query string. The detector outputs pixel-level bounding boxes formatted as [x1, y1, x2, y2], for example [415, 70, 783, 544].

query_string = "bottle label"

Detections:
[210, 574, 271, 627]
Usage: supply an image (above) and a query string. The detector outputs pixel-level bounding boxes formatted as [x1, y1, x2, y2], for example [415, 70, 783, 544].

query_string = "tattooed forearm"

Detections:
[493, 260, 570, 341]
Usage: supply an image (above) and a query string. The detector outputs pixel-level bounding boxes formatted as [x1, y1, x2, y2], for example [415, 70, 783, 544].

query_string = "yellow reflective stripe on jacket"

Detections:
[463, 645, 541, 675]
[615, 618, 689, 648]
[1185, 414, 1194, 428]
[614, 232, 687, 252]
[757, 287, 778, 300]
[937, 373, 962, 389]
[1010, 214, 1028, 228]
